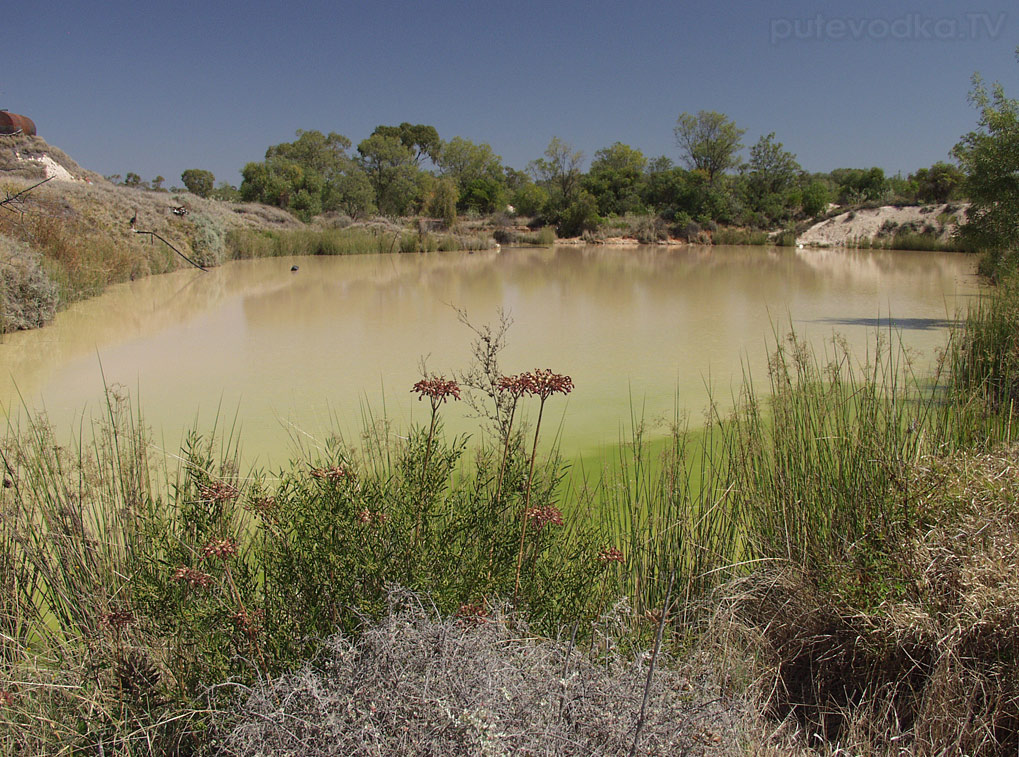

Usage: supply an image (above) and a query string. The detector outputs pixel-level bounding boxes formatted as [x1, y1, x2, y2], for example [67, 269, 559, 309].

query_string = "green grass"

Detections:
[226, 226, 495, 259]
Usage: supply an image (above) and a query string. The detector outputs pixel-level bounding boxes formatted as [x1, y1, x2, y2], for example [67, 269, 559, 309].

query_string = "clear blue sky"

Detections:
[3, 0, 1015, 186]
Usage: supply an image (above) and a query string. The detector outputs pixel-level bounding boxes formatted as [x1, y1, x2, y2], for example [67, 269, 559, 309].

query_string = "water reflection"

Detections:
[0, 246, 980, 465]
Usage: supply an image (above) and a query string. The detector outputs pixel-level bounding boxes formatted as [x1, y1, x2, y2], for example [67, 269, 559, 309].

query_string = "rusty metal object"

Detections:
[0, 111, 37, 136]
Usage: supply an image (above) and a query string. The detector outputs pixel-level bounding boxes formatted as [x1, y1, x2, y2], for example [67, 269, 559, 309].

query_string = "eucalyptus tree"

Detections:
[436, 137, 507, 213]
[371, 123, 442, 166]
[241, 130, 375, 219]
[357, 133, 421, 216]
[673, 111, 745, 184]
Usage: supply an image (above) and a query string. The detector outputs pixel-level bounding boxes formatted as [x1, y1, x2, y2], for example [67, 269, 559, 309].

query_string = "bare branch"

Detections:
[132, 229, 209, 272]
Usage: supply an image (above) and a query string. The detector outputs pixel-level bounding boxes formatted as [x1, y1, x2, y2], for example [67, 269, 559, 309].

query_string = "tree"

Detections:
[152, 175, 166, 191]
[427, 177, 459, 227]
[210, 181, 241, 202]
[240, 159, 324, 220]
[742, 133, 801, 224]
[265, 130, 353, 182]
[181, 169, 215, 198]
[583, 142, 647, 215]
[240, 130, 375, 219]
[436, 137, 506, 211]
[746, 134, 800, 198]
[911, 161, 964, 203]
[528, 137, 584, 204]
[371, 123, 442, 166]
[673, 111, 745, 184]
[953, 70, 1019, 275]
[830, 167, 887, 204]
[124, 172, 143, 188]
[510, 182, 549, 217]
[357, 134, 421, 216]
[801, 181, 832, 218]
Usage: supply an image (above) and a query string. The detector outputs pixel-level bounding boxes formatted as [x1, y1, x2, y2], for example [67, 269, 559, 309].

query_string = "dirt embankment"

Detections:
[797, 203, 965, 248]
[0, 135, 305, 333]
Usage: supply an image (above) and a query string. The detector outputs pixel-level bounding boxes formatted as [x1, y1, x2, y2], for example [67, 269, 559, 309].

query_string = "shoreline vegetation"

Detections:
[4, 68, 1019, 752]
[3, 282, 1019, 753]
[0, 130, 976, 336]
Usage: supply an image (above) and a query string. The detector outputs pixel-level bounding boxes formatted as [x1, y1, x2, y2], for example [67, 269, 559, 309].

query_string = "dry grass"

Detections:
[215, 589, 747, 756]
[0, 136, 303, 321]
[0, 134, 101, 182]
[715, 445, 1019, 755]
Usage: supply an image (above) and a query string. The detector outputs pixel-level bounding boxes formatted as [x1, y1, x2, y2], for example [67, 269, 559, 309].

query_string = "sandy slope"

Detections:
[797, 203, 964, 248]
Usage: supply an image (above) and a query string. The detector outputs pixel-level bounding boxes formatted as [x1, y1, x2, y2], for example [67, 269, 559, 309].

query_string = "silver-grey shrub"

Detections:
[0, 234, 57, 330]
[216, 589, 746, 756]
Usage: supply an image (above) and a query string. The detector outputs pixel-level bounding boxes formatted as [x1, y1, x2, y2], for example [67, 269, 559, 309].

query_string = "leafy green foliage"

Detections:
[426, 176, 458, 226]
[371, 122, 442, 166]
[830, 166, 887, 204]
[180, 168, 215, 198]
[742, 133, 801, 225]
[583, 142, 647, 215]
[800, 181, 832, 217]
[910, 161, 964, 203]
[436, 136, 507, 212]
[673, 111, 745, 184]
[357, 133, 422, 216]
[241, 130, 375, 220]
[953, 72, 1019, 277]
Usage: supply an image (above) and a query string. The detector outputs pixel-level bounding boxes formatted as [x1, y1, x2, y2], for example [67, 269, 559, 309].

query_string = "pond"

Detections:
[0, 245, 980, 467]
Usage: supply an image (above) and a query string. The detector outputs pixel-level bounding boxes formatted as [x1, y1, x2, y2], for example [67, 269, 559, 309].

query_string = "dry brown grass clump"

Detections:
[717, 446, 1019, 755]
[215, 589, 748, 756]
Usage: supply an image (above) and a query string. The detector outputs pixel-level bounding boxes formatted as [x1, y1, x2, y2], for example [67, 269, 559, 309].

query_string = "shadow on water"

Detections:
[810, 317, 959, 331]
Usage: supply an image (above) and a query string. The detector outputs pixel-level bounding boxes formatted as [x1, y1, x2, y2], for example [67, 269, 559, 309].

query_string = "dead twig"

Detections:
[0, 176, 52, 214]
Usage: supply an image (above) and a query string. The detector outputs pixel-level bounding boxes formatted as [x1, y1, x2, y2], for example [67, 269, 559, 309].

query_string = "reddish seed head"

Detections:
[172, 566, 212, 588]
[310, 464, 353, 483]
[524, 505, 565, 529]
[411, 377, 461, 404]
[197, 480, 239, 502]
[201, 539, 238, 561]
[598, 547, 625, 564]
[231, 608, 263, 639]
[102, 607, 136, 629]
[245, 495, 277, 516]
[456, 602, 489, 626]
[496, 374, 529, 397]
[520, 369, 574, 400]
[0, 691, 13, 707]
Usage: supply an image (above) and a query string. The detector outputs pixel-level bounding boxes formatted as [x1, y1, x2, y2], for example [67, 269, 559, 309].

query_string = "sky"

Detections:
[2, 0, 1016, 187]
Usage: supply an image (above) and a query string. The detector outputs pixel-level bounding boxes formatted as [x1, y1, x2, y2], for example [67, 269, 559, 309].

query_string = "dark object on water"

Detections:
[291, 265, 299, 272]
[0, 111, 37, 136]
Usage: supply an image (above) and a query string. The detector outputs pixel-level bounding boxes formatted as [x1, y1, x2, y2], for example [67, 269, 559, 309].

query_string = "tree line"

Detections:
[126, 113, 969, 237]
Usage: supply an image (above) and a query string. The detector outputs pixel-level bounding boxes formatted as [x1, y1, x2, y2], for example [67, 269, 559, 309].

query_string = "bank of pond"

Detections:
[4, 272, 1019, 753]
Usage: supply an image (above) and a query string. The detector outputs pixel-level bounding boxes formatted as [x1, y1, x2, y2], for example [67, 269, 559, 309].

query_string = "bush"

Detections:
[216, 589, 747, 756]
[181, 168, 215, 198]
[0, 235, 57, 331]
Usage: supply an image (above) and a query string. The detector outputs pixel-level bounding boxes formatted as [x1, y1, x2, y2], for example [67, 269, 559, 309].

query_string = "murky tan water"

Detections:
[0, 246, 980, 466]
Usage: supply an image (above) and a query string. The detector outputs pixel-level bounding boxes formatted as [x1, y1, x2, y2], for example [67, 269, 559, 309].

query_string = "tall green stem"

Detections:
[514, 398, 546, 600]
